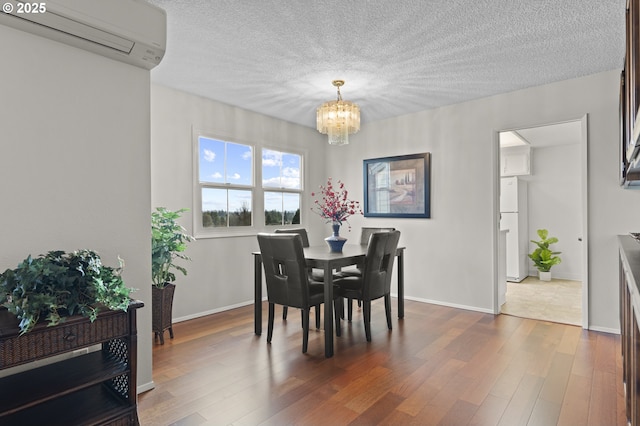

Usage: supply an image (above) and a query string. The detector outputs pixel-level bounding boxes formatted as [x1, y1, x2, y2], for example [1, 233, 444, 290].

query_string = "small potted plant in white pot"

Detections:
[528, 229, 561, 281]
[151, 207, 193, 344]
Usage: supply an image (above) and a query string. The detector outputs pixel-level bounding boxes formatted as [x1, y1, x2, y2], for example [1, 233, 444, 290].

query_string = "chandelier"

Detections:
[316, 80, 360, 146]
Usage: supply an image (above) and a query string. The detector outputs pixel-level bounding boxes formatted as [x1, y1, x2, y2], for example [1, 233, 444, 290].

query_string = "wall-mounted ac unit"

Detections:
[0, 0, 166, 69]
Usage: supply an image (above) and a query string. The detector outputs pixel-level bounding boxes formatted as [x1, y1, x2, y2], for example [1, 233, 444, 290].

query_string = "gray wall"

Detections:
[2, 26, 626, 394]
[152, 70, 635, 333]
[325, 69, 633, 332]
[526, 143, 583, 280]
[0, 25, 154, 388]
[150, 84, 328, 321]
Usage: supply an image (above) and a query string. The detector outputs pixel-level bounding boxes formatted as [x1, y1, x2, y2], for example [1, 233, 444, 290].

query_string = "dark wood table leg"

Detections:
[397, 250, 404, 319]
[254, 254, 262, 335]
[324, 265, 334, 357]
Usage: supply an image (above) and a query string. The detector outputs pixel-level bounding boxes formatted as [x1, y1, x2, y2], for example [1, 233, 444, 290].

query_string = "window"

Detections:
[262, 149, 302, 226]
[197, 136, 253, 229]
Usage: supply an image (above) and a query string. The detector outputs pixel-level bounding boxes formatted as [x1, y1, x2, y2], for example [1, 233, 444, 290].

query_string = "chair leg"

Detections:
[283, 306, 288, 320]
[357, 299, 362, 308]
[334, 299, 342, 337]
[302, 308, 310, 353]
[267, 303, 275, 343]
[315, 305, 321, 329]
[384, 294, 393, 330]
[363, 300, 372, 342]
[347, 297, 353, 321]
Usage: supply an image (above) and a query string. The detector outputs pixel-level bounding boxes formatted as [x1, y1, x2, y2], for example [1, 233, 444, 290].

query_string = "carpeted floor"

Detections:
[501, 276, 582, 326]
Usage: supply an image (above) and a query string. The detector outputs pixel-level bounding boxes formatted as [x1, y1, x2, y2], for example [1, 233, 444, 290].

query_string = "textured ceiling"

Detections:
[148, 0, 626, 129]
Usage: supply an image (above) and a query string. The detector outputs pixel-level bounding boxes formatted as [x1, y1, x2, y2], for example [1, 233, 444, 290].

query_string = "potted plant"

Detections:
[528, 229, 561, 281]
[0, 249, 132, 335]
[151, 207, 193, 344]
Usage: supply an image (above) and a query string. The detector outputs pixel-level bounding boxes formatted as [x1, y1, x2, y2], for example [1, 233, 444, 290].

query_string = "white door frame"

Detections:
[492, 115, 589, 329]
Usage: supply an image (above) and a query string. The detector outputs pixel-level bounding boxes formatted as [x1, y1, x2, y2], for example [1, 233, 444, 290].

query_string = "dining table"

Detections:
[253, 243, 406, 358]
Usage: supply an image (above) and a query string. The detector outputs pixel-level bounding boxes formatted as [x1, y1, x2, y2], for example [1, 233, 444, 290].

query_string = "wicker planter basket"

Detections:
[152, 283, 175, 344]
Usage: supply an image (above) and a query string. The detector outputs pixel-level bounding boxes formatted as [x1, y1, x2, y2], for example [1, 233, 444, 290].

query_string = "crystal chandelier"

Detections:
[316, 80, 360, 146]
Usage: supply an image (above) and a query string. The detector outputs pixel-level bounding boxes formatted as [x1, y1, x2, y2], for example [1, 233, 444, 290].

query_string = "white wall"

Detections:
[325, 70, 635, 332]
[150, 84, 327, 320]
[151, 70, 634, 333]
[0, 25, 153, 389]
[525, 143, 583, 280]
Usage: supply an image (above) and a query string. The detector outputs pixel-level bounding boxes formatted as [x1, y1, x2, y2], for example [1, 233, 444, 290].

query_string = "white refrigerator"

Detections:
[500, 176, 528, 282]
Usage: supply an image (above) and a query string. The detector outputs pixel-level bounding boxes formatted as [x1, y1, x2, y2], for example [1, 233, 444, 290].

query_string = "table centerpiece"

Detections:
[311, 177, 363, 252]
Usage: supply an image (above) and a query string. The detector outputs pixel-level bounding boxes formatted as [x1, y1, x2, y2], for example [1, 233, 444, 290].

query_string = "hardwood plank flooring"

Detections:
[138, 299, 625, 425]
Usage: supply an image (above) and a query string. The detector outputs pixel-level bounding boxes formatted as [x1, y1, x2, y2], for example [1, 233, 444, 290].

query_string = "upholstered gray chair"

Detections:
[340, 227, 396, 309]
[257, 232, 337, 353]
[274, 228, 322, 326]
[359, 227, 397, 245]
[334, 230, 401, 342]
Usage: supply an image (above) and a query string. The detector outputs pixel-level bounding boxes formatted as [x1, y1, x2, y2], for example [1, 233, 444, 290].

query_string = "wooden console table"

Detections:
[620, 235, 640, 425]
[0, 300, 143, 425]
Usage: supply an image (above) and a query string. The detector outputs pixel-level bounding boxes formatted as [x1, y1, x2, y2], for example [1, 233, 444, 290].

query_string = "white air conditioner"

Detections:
[0, 0, 166, 69]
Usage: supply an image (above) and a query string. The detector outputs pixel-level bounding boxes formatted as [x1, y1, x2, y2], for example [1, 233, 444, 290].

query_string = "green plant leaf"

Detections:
[151, 207, 193, 287]
[0, 250, 133, 334]
[529, 229, 561, 272]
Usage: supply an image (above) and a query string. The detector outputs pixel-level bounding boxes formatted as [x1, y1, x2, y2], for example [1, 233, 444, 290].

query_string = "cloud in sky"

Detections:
[203, 149, 216, 162]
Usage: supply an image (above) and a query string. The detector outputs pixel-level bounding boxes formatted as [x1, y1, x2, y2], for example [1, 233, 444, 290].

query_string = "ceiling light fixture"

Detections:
[316, 80, 360, 146]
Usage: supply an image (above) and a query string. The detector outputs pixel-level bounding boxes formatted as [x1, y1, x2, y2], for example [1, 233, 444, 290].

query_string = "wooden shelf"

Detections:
[0, 301, 142, 425]
[619, 236, 640, 425]
[0, 351, 128, 415]
[1, 384, 135, 426]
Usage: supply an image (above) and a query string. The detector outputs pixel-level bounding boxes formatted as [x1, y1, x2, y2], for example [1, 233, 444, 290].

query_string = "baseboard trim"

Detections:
[401, 295, 494, 314]
[137, 380, 155, 394]
[173, 300, 255, 324]
[587, 325, 620, 335]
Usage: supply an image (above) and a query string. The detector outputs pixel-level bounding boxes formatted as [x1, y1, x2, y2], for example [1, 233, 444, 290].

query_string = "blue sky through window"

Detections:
[199, 137, 252, 185]
[262, 149, 301, 190]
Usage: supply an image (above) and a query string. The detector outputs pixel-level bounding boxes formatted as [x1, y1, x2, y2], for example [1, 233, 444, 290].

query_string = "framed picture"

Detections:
[363, 152, 431, 218]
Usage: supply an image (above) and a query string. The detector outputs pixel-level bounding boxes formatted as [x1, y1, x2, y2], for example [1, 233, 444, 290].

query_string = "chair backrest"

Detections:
[360, 227, 396, 245]
[274, 228, 310, 247]
[362, 230, 401, 300]
[257, 233, 310, 309]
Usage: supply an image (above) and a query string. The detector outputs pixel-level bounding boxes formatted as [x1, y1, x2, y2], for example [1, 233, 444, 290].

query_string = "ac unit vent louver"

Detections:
[0, 0, 166, 69]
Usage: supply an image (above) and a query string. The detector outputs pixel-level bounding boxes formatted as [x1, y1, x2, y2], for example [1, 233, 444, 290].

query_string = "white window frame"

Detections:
[192, 130, 308, 238]
[193, 131, 255, 238]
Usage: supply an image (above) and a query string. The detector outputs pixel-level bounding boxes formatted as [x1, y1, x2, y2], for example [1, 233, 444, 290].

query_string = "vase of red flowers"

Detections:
[311, 178, 363, 252]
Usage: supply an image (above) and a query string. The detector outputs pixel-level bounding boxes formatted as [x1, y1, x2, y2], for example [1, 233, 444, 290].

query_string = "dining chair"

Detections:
[340, 227, 396, 309]
[257, 232, 336, 353]
[340, 227, 396, 277]
[274, 228, 321, 326]
[334, 230, 401, 342]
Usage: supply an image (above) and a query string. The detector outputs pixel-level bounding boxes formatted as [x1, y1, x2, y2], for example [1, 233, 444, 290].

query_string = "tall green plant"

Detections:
[0, 250, 132, 335]
[528, 229, 562, 272]
[152, 207, 193, 288]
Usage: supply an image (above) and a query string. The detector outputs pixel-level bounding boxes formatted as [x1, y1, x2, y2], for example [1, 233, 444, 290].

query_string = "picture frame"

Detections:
[363, 152, 431, 218]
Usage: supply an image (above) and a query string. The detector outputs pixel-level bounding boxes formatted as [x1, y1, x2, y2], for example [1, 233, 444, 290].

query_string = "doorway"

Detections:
[495, 118, 588, 328]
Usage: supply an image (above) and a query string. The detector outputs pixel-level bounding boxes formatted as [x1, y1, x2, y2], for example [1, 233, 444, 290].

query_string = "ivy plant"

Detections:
[0, 250, 133, 335]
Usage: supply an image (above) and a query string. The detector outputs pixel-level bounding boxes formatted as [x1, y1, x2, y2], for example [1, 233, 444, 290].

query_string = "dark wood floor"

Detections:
[138, 299, 625, 425]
